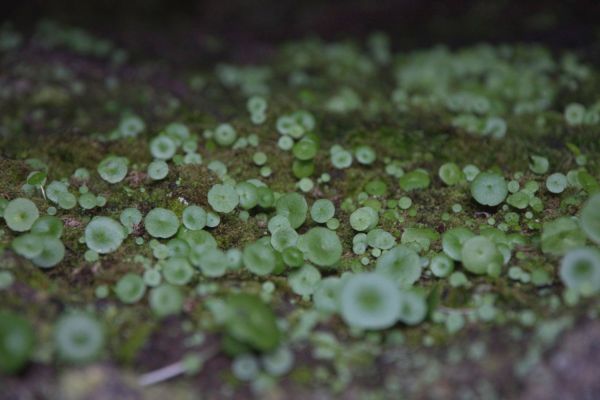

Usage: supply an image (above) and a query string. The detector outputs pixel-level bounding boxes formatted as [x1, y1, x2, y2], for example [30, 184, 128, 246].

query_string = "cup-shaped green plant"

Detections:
[483, 116, 507, 138]
[292, 159, 315, 179]
[196, 248, 228, 277]
[182, 205, 207, 231]
[310, 199, 335, 224]
[460, 236, 503, 275]
[331, 149, 353, 169]
[397, 290, 427, 325]
[232, 354, 259, 381]
[3, 198, 39, 232]
[442, 227, 475, 261]
[32, 236, 65, 268]
[184, 231, 218, 267]
[143, 269, 162, 287]
[252, 152, 268, 166]
[297, 177, 314, 192]
[54, 313, 104, 363]
[506, 191, 529, 209]
[580, 193, 600, 244]
[147, 160, 169, 181]
[12, 233, 43, 259]
[256, 186, 275, 209]
[166, 238, 191, 258]
[165, 122, 190, 141]
[349, 206, 379, 232]
[463, 165, 480, 182]
[261, 346, 294, 377]
[278, 136, 294, 151]
[564, 103, 585, 126]
[313, 277, 342, 314]
[243, 241, 277, 276]
[276, 193, 308, 229]
[375, 245, 421, 287]
[72, 168, 91, 182]
[430, 253, 455, 278]
[46, 181, 69, 204]
[163, 257, 195, 285]
[365, 179, 387, 196]
[292, 138, 318, 161]
[225, 248, 243, 270]
[288, 264, 321, 296]
[268, 215, 291, 234]
[282, 246, 304, 268]
[57, 192, 77, 210]
[235, 182, 259, 210]
[115, 273, 146, 303]
[206, 211, 220, 227]
[540, 217, 586, 255]
[470, 172, 508, 207]
[208, 184, 240, 214]
[144, 208, 180, 239]
[85, 217, 126, 254]
[0, 311, 35, 374]
[270, 226, 299, 252]
[214, 123, 237, 146]
[299, 227, 342, 267]
[149, 284, 184, 317]
[529, 155, 549, 175]
[150, 135, 177, 160]
[367, 228, 396, 250]
[546, 173, 567, 194]
[118, 115, 145, 138]
[247, 96, 267, 115]
[399, 169, 430, 191]
[119, 208, 142, 234]
[224, 293, 281, 352]
[355, 145, 376, 165]
[339, 272, 401, 330]
[78, 192, 96, 210]
[559, 247, 600, 296]
[438, 162, 464, 186]
[31, 215, 64, 239]
[97, 155, 129, 184]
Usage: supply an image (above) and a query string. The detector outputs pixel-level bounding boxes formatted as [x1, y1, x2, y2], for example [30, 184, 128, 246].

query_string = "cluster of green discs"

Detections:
[1, 24, 599, 398]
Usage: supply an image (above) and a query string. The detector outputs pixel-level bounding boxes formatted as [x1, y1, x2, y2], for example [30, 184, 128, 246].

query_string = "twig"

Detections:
[138, 346, 219, 387]
[139, 361, 186, 386]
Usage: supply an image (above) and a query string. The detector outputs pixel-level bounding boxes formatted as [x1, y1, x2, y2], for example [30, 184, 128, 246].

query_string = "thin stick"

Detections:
[138, 346, 219, 387]
[139, 362, 186, 386]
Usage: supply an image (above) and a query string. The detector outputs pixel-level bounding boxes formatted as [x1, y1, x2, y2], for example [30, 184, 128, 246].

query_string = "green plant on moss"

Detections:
[3, 26, 600, 392]
[375, 245, 421, 287]
[461, 236, 503, 276]
[54, 313, 105, 363]
[208, 184, 239, 214]
[339, 272, 401, 330]
[559, 247, 600, 296]
[145, 208, 180, 239]
[0, 311, 35, 373]
[223, 293, 281, 352]
[580, 193, 600, 244]
[85, 217, 126, 254]
[3, 198, 39, 232]
[97, 156, 129, 183]
[149, 284, 184, 317]
[470, 172, 508, 207]
[243, 241, 277, 276]
[276, 193, 308, 229]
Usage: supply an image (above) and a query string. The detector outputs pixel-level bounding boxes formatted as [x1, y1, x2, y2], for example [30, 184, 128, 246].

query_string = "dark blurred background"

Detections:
[3, 0, 600, 58]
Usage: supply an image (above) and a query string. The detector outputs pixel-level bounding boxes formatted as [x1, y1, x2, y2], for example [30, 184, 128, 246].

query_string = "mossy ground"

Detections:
[1, 22, 600, 400]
